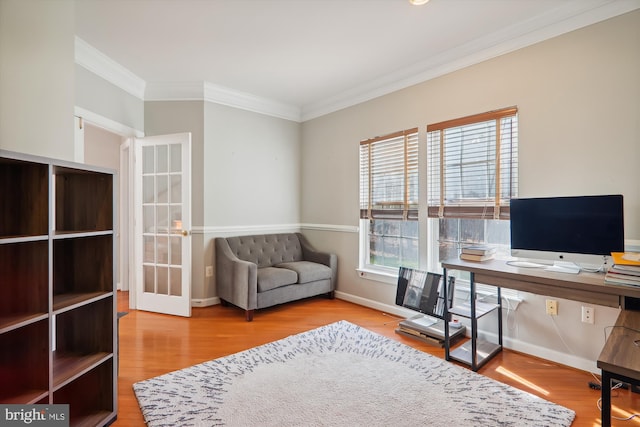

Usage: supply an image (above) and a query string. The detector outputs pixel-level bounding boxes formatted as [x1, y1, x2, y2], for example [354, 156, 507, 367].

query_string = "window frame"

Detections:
[359, 128, 420, 275]
[425, 107, 520, 301]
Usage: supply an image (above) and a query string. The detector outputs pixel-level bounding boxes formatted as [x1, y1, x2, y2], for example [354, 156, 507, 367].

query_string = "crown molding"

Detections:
[145, 81, 302, 121]
[203, 82, 301, 122]
[74, 36, 146, 100]
[300, 0, 640, 121]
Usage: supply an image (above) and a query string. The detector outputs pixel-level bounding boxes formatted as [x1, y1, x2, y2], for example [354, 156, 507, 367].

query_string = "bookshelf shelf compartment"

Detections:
[0, 240, 48, 329]
[53, 235, 113, 296]
[54, 166, 113, 233]
[53, 352, 113, 390]
[0, 157, 48, 238]
[53, 360, 114, 427]
[0, 319, 49, 404]
[53, 297, 114, 387]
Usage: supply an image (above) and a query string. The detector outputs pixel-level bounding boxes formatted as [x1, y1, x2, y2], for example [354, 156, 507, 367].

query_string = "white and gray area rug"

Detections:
[133, 320, 575, 427]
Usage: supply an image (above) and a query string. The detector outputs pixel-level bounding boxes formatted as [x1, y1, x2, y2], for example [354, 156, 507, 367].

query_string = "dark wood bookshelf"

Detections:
[0, 150, 117, 426]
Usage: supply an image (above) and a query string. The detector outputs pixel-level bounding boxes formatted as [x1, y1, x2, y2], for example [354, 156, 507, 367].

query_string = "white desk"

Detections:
[442, 258, 640, 308]
[441, 258, 640, 424]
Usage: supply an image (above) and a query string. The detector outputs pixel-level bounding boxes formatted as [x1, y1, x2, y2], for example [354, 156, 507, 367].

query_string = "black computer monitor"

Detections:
[395, 267, 452, 318]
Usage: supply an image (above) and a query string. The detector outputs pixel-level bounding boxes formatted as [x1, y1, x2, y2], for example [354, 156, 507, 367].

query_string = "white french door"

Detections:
[134, 133, 192, 317]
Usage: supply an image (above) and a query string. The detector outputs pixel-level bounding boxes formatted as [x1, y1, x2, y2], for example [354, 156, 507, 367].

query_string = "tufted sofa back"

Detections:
[224, 233, 304, 268]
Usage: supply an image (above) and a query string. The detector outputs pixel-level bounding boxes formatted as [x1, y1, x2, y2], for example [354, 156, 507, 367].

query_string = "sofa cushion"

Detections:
[226, 234, 303, 268]
[276, 261, 332, 284]
[257, 267, 298, 292]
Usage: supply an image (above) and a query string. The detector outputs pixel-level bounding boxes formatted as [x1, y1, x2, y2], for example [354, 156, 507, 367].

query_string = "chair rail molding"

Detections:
[193, 223, 358, 236]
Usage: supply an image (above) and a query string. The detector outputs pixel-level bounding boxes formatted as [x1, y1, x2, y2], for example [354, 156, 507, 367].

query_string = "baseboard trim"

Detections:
[192, 296, 220, 307]
[335, 291, 416, 320]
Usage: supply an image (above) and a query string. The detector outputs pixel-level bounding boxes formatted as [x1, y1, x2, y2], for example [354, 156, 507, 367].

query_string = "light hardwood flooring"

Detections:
[114, 291, 639, 426]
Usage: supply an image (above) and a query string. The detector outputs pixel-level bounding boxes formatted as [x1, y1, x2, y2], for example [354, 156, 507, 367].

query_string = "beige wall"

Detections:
[201, 102, 301, 301]
[0, 0, 75, 160]
[301, 10, 640, 371]
[203, 102, 301, 227]
[84, 124, 122, 170]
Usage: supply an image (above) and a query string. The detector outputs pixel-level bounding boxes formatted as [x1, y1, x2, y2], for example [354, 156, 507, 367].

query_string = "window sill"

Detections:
[356, 268, 397, 285]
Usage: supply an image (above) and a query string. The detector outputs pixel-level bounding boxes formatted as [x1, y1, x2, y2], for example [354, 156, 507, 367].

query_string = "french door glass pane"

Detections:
[157, 236, 168, 264]
[144, 265, 155, 293]
[156, 205, 168, 231]
[170, 144, 181, 173]
[170, 267, 182, 296]
[170, 175, 181, 203]
[143, 206, 154, 233]
[170, 237, 182, 265]
[157, 175, 168, 203]
[157, 145, 168, 173]
[143, 236, 154, 263]
[157, 267, 168, 294]
[143, 176, 154, 203]
[143, 146, 154, 174]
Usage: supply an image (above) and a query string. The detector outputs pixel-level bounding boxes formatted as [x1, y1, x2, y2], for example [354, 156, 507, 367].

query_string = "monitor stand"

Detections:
[509, 260, 545, 268]
[544, 261, 581, 274]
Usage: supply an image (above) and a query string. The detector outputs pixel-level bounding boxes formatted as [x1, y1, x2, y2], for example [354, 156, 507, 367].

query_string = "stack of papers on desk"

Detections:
[605, 252, 640, 287]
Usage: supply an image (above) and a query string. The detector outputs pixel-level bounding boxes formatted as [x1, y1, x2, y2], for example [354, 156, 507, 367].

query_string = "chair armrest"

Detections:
[297, 233, 337, 289]
[215, 237, 258, 310]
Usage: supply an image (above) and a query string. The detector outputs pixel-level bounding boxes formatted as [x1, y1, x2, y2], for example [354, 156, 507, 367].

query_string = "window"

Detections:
[359, 128, 419, 272]
[427, 107, 518, 222]
[426, 107, 518, 297]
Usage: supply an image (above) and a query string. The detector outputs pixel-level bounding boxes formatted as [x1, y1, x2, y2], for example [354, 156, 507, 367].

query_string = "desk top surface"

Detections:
[597, 310, 640, 379]
[442, 258, 640, 300]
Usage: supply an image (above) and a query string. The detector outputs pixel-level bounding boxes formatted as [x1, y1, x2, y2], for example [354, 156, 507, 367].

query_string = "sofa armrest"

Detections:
[215, 237, 258, 310]
[296, 233, 337, 289]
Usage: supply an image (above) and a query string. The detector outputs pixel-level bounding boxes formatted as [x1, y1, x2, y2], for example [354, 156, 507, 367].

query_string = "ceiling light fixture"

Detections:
[409, 0, 430, 5]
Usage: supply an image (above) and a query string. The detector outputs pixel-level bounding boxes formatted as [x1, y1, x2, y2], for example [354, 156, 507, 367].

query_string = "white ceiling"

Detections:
[74, 0, 639, 121]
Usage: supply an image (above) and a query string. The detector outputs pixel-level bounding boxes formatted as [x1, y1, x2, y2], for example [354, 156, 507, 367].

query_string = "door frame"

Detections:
[74, 107, 144, 310]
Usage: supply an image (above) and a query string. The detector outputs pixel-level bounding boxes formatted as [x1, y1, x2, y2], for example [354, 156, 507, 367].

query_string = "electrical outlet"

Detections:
[546, 299, 558, 316]
[582, 306, 594, 324]
[205, 266, 213, 277]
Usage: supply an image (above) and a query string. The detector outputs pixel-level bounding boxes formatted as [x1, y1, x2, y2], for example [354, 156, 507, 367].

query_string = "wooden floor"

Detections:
[114, 291, 639, 426]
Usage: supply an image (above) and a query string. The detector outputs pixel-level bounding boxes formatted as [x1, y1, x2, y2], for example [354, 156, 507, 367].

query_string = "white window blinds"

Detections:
[427, 107, 518, 220]
[360, 128, 419, 221]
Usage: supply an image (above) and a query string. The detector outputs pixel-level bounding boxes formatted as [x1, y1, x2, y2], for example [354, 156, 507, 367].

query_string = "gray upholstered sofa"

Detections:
[215, 233, 337, 321]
